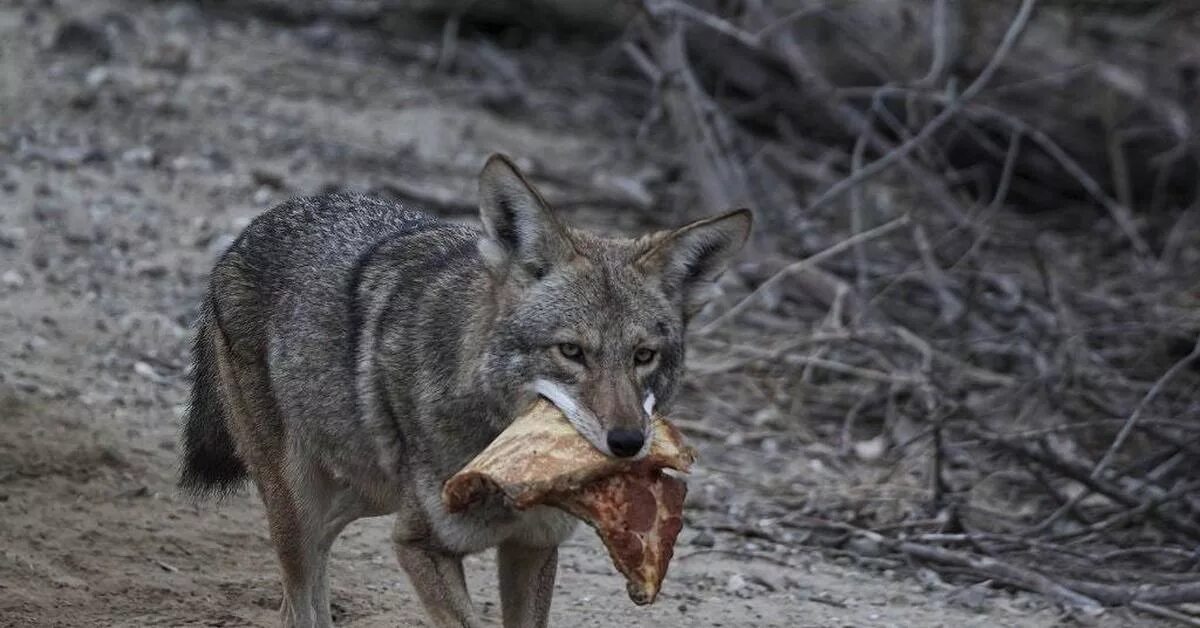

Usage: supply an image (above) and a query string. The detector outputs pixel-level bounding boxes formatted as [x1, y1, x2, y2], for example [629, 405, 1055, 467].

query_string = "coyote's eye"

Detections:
[633, 348, 656, 365]
[558, 343, 584, 361]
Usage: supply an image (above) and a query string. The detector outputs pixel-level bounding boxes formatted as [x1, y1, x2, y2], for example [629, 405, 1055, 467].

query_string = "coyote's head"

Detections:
[475, 154, 751, 459]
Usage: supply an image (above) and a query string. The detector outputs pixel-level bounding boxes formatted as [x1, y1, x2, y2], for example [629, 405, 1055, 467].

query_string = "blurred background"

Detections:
[2, 0, 1199, 625]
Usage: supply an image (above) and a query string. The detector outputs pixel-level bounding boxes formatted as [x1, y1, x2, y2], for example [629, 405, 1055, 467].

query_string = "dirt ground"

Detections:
[0, 2, 1164, 626]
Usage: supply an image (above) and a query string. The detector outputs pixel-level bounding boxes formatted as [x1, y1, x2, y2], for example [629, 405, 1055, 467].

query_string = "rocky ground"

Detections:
[0, 1, 1166, 626]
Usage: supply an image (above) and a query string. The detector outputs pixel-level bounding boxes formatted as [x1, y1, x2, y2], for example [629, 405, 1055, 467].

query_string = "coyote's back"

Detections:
[180, 194, 443, 498]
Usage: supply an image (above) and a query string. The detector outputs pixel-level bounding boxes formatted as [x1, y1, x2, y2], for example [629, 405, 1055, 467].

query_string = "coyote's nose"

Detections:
[607, 429, 645, 458]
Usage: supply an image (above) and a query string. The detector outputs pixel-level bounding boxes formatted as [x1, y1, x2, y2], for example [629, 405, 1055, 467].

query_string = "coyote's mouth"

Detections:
[528, 379, 653, 460]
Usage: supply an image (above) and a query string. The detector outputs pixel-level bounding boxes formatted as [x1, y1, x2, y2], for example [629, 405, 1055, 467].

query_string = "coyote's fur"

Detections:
[180, 153, 751, 627]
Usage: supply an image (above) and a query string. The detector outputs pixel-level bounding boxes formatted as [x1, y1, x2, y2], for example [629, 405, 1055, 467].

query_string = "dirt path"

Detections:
[0, 2, 1156, 626]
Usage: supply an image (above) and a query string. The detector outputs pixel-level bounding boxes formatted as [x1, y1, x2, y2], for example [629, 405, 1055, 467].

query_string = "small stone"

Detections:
[725, 573, 747, 595]
[690, 530, 716, 547]
[2, 270, 25, 287]
[945, 582, 993, 613]
[164, 3, 203, 28]
[32, 202, 66, 223]
[251, 168, 286, 190]
[41, 146, 105, 167]
[116, 485, 151, 499]
[299, 21, 338, 49]
[0, 226, 23, 249]
[133, 260, 169, 279]
[170, 155, 212, 172]
[133, 361, 161, 382]
[916, 567, 947, 590]
[808, 591, 849, 608]
[206, 233, 237, 258]
[48, 574, 88, 589]
[63, 213, 96, 245]
[69, 89, 97, 110]
[853, 435, 888, 461]
[50, 19, 112, 60]
[750, 406, 781, 428]
[149, 93, 185, 116]
[204, 149, 232, 172]
[748, 574, 780, 592]
[846, 534, 884, 557]
[146, 31, 191, 73]
[84, 66, 111, 89]
[121, 146, 156, 167]
[253, 186, 272, 206]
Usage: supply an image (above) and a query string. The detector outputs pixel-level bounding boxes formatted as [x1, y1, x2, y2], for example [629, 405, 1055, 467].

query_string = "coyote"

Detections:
[180, 153, 751, 627]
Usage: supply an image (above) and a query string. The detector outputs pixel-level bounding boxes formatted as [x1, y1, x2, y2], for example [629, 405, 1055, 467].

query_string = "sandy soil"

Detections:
[0, 1, 1160, 626]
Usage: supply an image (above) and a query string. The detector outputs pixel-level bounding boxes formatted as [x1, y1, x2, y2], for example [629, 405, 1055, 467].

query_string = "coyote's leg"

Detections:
[211, 325, 359, 628]
[393, 533, 482, 628]
[497, 542, 558, 628]
[309, 489, 363, 625]
[254, 453, 362, 627]
[255, 469, 318, 627]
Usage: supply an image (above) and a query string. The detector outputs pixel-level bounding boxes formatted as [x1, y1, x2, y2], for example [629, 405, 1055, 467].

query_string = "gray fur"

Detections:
[180, 154, 751, 627]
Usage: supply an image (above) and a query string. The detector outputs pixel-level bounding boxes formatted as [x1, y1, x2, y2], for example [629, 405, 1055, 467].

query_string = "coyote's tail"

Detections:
[179, 298, 248, 497]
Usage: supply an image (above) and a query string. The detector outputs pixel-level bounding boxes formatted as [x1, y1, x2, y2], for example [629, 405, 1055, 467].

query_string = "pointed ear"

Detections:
[636, 209, 752, 318]
[477, 154, 576, 280]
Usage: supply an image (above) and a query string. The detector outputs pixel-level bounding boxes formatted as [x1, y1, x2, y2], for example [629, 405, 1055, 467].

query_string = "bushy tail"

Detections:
[179, 301, 248, 497]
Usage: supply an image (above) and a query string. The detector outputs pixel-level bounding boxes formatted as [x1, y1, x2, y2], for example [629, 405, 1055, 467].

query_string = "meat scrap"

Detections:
[442, 399, 695, 604]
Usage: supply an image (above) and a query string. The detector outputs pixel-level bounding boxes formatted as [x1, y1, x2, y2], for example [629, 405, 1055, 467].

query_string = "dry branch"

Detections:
[697, 215, 910, 336]
[895, 540, 1103, 611]
[1091, 335, 1200, 480]
[800, 0, 1038, 215]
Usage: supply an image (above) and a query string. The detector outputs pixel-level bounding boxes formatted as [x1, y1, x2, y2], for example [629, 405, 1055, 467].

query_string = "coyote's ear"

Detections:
[478, 154, 576, 280]
[636, 209, 752, 318]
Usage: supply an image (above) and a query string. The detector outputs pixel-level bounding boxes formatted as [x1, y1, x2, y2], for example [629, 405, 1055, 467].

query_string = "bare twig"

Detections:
[989, 127, 1023, 212]
[436, 11, 462, 73]
[849, 106, 874, 294]
[1130, 600, 1200, 627]
[1045, 479, 1200, 544]
[752, 5, 824, 40]
[855, 88, 1151, 257]
[622, 41, 661, 82]
[916, 0, 960, 87]
[910, 222, 963, 325]
[640, 7, 771, 224]
[801, 0, 1038, 214]
[1069, 580, 1200, 607]
[900, 540, 1200, 607]
[895, 540, 1103, 610]
[697, 215, 910, 336]
[1091, 335, 1200, 480]
[646, 0, 760, 48]
[995, 439, 1200, 541]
